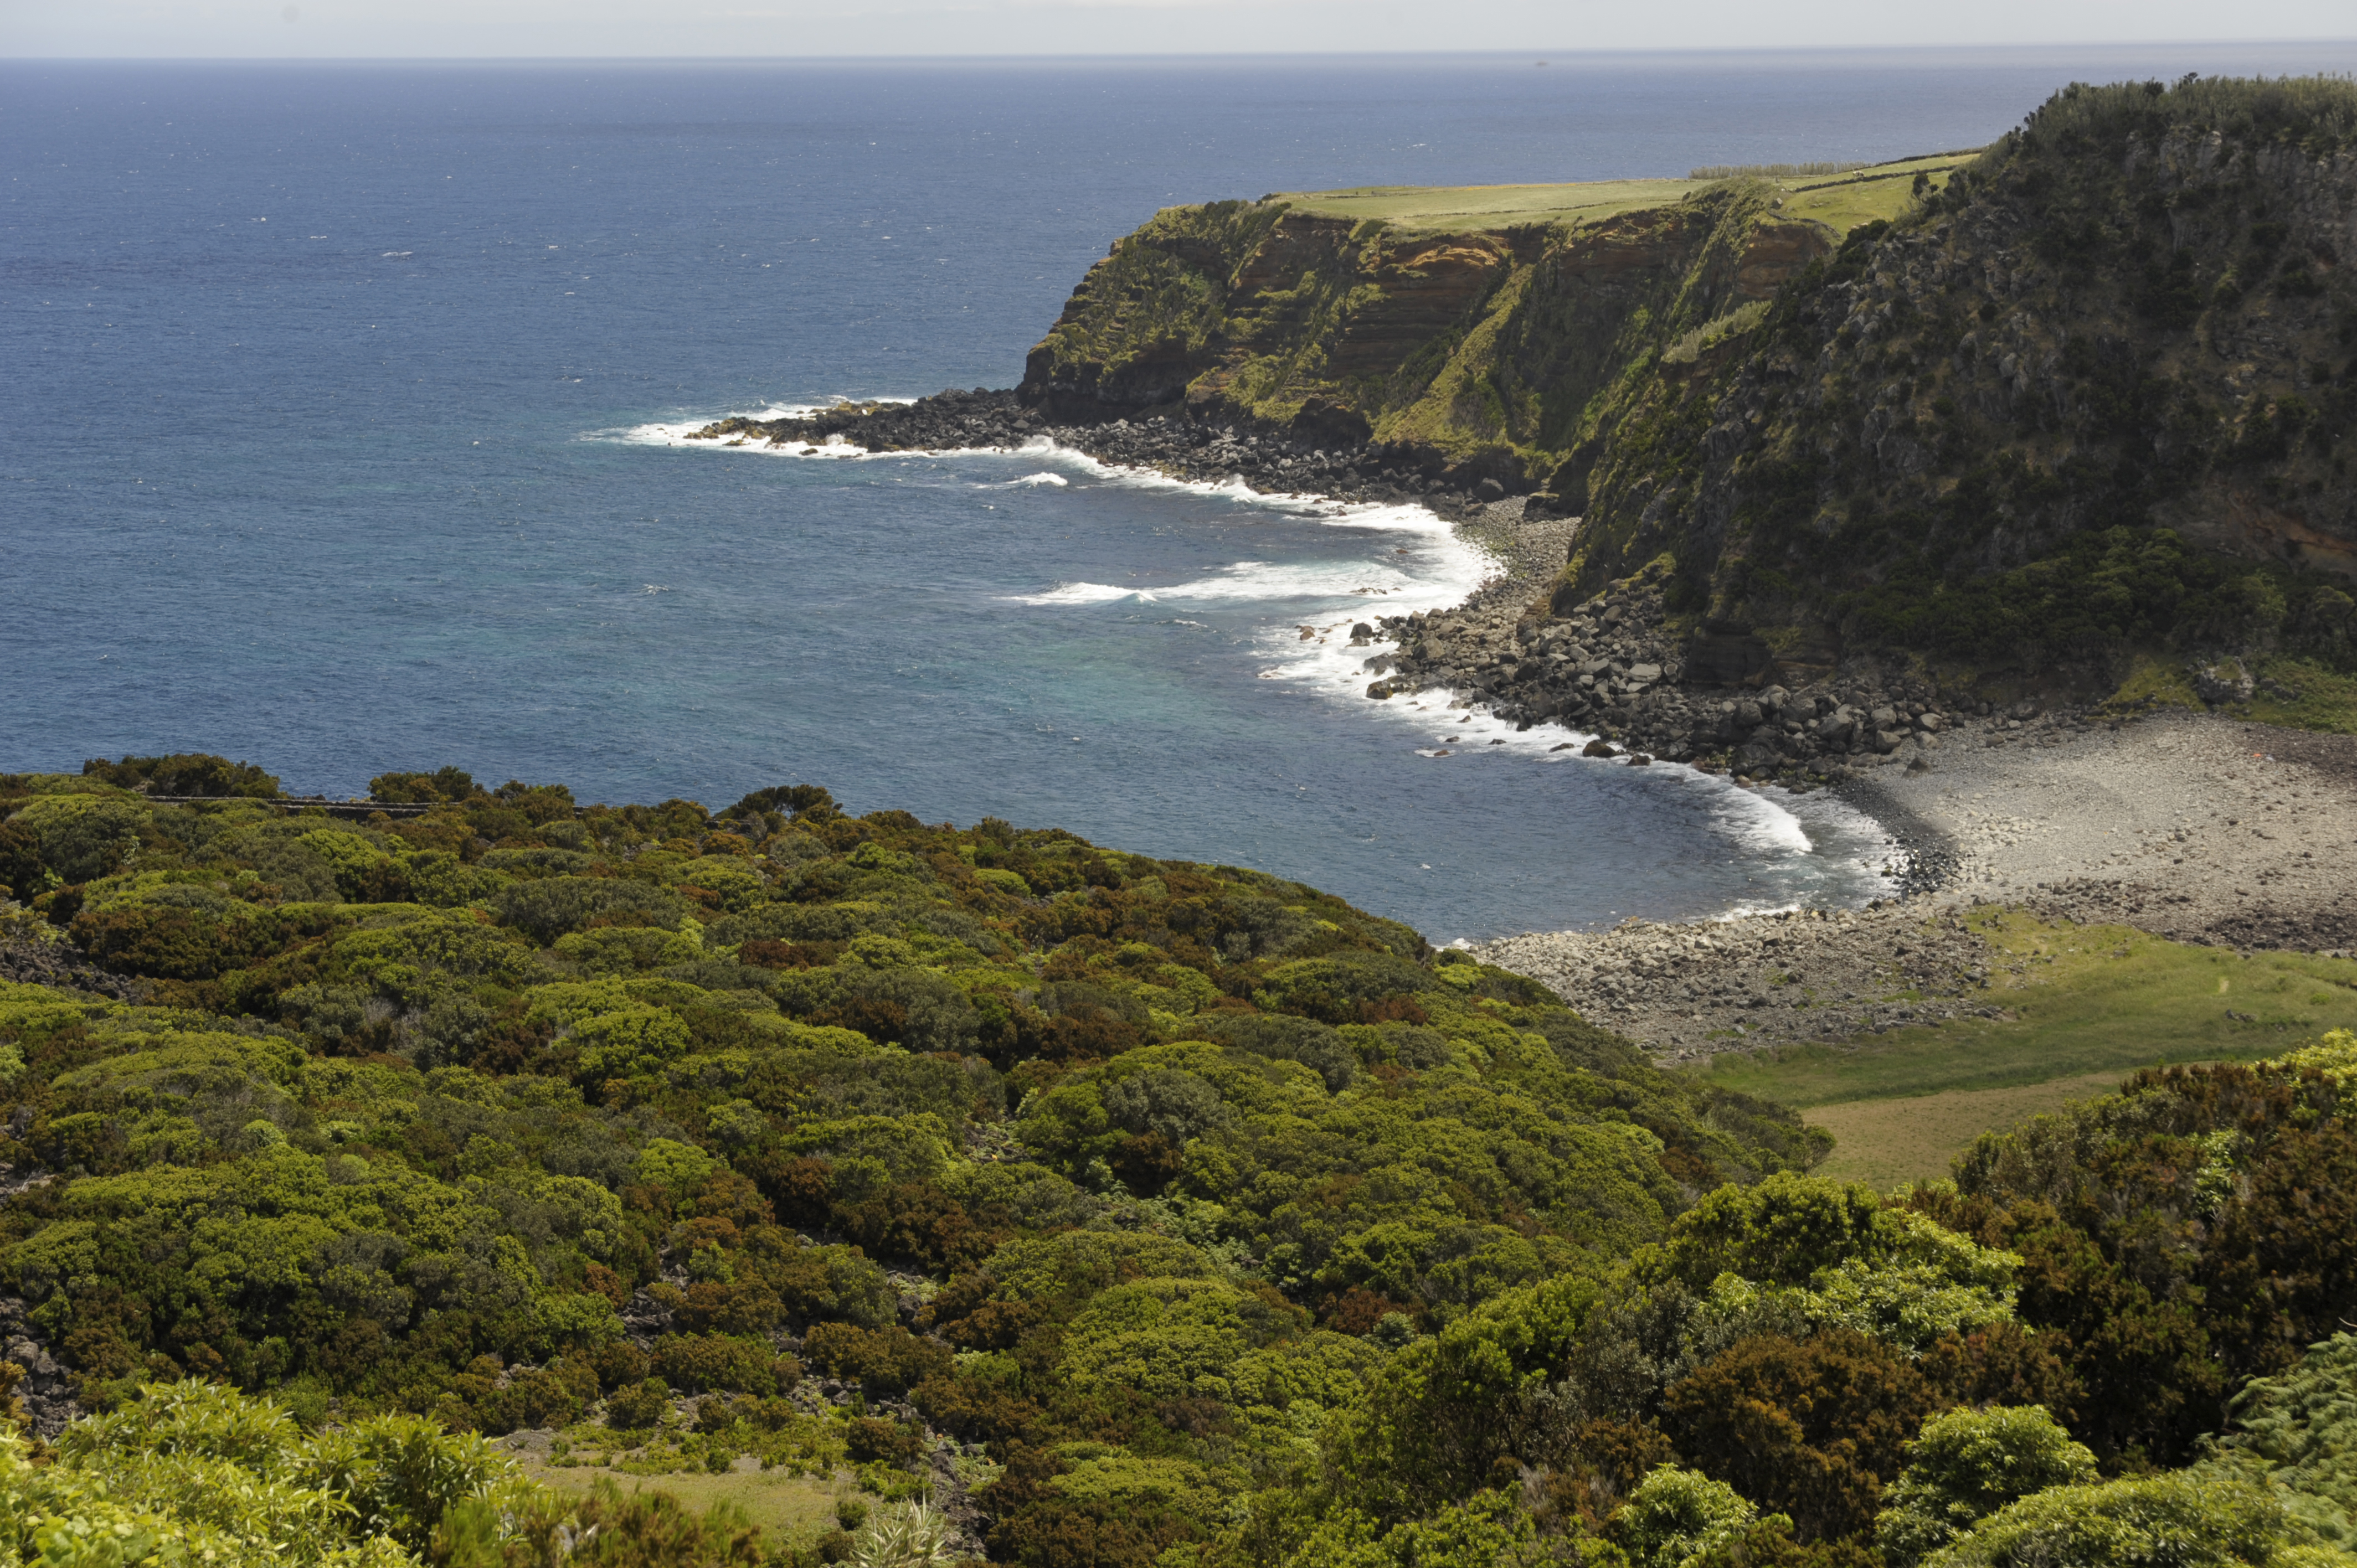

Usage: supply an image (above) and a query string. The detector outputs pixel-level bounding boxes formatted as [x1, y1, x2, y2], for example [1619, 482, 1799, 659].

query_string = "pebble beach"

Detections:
[1474, 709, 2357, 1059]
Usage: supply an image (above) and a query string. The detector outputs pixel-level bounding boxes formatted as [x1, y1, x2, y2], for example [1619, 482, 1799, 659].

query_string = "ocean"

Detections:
[9, 46, 2352, 941]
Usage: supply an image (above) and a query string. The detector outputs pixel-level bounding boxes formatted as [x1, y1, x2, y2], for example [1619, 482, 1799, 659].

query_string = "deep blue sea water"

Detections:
[9, 47, 2355, 940]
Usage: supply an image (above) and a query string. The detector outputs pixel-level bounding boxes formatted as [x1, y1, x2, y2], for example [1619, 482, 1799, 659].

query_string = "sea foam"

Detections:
[603, 400, 1896, 907]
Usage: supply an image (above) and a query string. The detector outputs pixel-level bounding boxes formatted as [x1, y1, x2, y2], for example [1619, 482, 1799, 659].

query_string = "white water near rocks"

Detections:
[603, 416, 1901, 921]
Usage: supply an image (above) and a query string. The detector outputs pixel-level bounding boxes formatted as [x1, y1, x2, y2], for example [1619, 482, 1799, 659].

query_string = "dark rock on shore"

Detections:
[1370, 560, 2032, 800]
[684, 388, 1519, 521]
[1, 1248, 84, 1437]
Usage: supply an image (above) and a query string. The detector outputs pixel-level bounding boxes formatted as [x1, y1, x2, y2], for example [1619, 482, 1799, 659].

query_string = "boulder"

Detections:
[1685, 631, 1774, 686]
[2193, 663, 2253, 705]
[1581, 739, 1620, 757]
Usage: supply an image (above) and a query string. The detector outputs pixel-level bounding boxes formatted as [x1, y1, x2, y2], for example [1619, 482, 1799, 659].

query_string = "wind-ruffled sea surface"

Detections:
[9, 48, 2350, 938]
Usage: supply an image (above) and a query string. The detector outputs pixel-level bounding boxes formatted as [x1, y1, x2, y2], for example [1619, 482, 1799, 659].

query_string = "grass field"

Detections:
[511, 1455, 846, 1540]
[1693, 907, 2357, 1185]
[1806, 1070, 2128, 1189]
[1272, 152, 1978, 235]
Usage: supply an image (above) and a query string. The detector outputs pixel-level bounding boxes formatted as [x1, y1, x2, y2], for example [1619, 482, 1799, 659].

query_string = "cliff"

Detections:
[1015, 160, 1967, 485]
[700, 79, 2357, 715]
[1015, 81, 2357, 700]
[1566, 76, 2357, 689]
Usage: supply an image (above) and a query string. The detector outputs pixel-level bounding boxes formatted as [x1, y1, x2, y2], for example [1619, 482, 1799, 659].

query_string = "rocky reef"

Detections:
[685, 390, 1541, 520]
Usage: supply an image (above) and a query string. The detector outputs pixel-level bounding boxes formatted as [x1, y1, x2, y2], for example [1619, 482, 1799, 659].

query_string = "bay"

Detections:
[8, 47, 2348, 938]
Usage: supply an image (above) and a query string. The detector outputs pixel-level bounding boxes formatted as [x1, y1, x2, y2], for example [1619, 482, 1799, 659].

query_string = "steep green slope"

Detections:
[1020, 80, 2357, 703]
[1568, 76, 2357, 686]
[1017, 167, 1940, 480]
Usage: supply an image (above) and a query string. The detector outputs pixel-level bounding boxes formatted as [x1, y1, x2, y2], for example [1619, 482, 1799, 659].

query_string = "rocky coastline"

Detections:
[686, 388, 1551, 523]
[690, 391, 2357, 1067]
[691, 388, 2087, 793]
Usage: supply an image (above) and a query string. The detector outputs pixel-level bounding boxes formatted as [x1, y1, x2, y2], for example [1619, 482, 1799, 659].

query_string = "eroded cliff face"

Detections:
[1570, 79, 2357, 683]
[1017, 184, 1835, 484]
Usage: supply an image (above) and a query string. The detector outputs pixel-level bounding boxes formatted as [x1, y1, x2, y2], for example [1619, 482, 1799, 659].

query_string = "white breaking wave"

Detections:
[595, 397, 1893, 909]
[589, 397, 917, 452]
[1006, 581, 1146, 606]
[1273, 589, 1897, 893]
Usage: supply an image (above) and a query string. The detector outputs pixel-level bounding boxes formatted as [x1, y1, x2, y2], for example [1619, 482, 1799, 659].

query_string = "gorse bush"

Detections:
[1, 1378, 525, 1566]
[1876, 1405, 2098, 1565]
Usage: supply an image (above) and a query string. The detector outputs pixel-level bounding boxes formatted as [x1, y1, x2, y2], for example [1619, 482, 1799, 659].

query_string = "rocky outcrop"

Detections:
[0, 936, 145, 1002]
[1368, 564, 2025, 785]
[686, 394, 1525, 520]
[0, 1302, 80, 1438]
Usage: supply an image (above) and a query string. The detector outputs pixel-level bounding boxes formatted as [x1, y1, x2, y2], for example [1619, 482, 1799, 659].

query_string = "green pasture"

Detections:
[1272, 152, 1978, 236]
[516, 1456, 846, 1541]
[1691, 907, 2357, 1186]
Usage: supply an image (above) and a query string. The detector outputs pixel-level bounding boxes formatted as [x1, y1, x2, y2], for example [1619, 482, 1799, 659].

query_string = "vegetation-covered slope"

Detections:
[1015, 162, 1946, 474]
[1567, 75, 2357, 682]
[4, 756, 2356, 1567]
[0, 756, 1815, 1554]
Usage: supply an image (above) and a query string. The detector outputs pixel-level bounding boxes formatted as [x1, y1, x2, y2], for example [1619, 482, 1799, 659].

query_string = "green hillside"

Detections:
[1564, 76, 2357, 690]
[4, 757, 2355, 1566]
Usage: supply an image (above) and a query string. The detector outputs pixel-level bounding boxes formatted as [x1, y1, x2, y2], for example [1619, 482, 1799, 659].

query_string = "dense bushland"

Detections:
[2, 756, 2352, 1566]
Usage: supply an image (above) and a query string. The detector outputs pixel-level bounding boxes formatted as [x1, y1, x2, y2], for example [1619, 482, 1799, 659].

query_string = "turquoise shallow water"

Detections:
[9, 49, 2353, 938]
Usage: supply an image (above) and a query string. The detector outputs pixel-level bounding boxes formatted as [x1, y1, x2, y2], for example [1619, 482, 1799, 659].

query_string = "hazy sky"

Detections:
[4, 0, 2353, 58]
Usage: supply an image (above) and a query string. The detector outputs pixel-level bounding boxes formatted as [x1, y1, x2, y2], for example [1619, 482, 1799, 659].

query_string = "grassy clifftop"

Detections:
[1018, 157, 1958, 476]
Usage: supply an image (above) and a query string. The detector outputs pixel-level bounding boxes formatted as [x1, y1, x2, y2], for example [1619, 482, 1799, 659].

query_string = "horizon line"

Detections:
[9, 40, 2357, 64]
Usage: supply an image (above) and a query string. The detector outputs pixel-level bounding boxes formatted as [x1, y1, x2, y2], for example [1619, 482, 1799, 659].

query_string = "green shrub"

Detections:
[82, 753, 280, 798]
[497, 876, 688, 943]
[1613, 1464, 1764, 1568]
[1919, 1471, 2315, 1568]
[604, 1378, 671, 1431]
[1877, 1405, 2098, 1566]
[652, 1333, 795, 1396]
